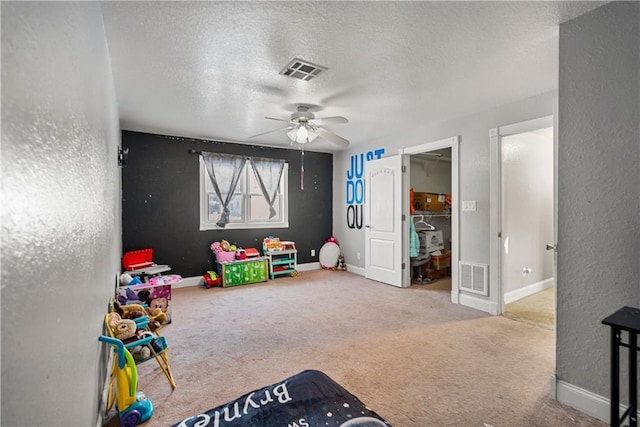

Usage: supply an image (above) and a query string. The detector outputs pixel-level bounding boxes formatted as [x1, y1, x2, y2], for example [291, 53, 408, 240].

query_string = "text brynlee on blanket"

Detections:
[172, 370, 390, 427]
[175, 382, 293, 427]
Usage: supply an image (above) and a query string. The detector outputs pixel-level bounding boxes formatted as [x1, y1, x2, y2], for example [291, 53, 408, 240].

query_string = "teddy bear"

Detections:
[146, 307, 168, 330]
[130, 345, 151, 361]
[114, 301, 146, 320]
[107, 312, 137, 341]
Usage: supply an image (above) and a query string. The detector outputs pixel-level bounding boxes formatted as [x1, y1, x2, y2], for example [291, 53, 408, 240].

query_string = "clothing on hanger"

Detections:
[410, 219, 419, 258]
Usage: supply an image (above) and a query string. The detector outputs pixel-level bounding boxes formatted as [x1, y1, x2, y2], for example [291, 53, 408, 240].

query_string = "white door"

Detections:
[365, 155, 403, 287]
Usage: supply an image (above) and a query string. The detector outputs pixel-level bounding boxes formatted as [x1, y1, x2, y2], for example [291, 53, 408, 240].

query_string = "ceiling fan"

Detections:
[249, 105, 350, 148]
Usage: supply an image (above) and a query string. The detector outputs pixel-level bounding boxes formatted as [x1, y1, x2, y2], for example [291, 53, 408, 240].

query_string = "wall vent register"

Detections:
[460, 262, 488, 296]
[280, 58, 327, 81]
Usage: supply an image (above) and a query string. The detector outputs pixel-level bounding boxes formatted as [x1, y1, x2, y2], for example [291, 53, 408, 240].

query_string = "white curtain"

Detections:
[249, 157, 285, 219]
[201, 152, 246, 227]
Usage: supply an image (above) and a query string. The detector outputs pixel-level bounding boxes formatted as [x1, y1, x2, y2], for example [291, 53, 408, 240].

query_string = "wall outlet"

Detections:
[357, 252, 361, 260]
[311, 249, 315, 257]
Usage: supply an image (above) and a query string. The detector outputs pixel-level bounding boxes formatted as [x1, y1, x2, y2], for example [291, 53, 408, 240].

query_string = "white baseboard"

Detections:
[459, 292, 498, 314]
[174, 276, 202, 288]
[552, 374, 610, 423]
[551, 373, 638, 424]
[345, 264, 365, 276]
[296, 262, 321, 272]
[504, 278, 554, 304]
[174, 262, 323, 288]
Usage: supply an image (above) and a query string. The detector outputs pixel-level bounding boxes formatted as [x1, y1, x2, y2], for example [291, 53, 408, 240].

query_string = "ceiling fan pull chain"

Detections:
[300, 147, 305, 190]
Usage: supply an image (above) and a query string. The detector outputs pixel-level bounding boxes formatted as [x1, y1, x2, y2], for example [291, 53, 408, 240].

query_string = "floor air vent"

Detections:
[280, 58, 327, 81]
[460, 262, 488, 296]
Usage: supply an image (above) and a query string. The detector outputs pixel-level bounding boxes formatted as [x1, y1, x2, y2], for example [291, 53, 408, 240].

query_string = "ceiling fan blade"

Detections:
[316, 127, 350, 148]
[264, 116, 291, 122]
[312, 116, 348, 125]
[248, 125, 293, 139]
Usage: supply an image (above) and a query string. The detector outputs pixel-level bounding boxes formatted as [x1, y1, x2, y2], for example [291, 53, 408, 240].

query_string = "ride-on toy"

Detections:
[99, 335, 154, 426]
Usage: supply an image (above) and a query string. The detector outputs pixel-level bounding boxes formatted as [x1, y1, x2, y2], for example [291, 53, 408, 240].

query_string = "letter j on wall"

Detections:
[346, 149, 384, 229]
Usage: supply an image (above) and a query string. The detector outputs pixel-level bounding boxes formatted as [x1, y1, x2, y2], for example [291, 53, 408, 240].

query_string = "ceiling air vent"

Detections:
[280, 58, 327, 81]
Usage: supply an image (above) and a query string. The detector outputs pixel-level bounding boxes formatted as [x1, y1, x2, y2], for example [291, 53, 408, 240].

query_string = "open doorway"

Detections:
[501, 126, 554, 329]
[401, 136, 459, 304]
[490, 116, 555, 327]
[409, 148, 453, 294]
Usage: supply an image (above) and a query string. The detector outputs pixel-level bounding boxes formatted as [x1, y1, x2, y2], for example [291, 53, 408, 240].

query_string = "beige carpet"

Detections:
[503, 287, 555, 330]
[411, 276, 452, 293]
[105, 270, 603, 427]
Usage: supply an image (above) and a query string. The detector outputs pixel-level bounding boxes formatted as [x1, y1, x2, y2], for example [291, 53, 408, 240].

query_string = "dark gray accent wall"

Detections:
[122, 131, 333, 278]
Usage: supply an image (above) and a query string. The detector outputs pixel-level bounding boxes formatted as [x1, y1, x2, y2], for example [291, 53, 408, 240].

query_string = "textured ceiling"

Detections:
[101, 1, 606, 152]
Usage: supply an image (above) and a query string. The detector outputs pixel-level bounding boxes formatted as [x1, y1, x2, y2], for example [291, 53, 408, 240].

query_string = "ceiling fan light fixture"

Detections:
[287, 124, 319, 144]
[297, 125, 308, 141]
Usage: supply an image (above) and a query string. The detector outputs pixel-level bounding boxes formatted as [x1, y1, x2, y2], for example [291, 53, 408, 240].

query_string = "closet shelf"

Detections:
[412, 211, 451, 218]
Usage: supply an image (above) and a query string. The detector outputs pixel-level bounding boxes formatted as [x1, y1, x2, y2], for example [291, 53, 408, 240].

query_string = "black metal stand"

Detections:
[602, 306, 640, 427]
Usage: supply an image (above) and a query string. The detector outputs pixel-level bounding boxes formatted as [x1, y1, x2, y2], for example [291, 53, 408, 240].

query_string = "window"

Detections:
[199, 158, 288, 230]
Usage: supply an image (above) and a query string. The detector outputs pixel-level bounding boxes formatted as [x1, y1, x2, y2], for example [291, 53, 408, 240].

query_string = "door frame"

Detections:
[400, 136, 459, 303]
[489, 114, 555, 315]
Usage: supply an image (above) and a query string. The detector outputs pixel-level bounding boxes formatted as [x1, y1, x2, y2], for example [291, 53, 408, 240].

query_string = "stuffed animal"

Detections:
[114, 301, 146, 319]
[119, 273, 142, 286]
[108, 313, 137, 341]
[130, 345, 151, 361]
[134, 329, 153, 341]
[146, 307, 168, 330]
[107, 312, 123, 330]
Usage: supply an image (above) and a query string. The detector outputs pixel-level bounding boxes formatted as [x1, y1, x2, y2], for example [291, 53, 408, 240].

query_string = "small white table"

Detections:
[124, 264, 171, 282]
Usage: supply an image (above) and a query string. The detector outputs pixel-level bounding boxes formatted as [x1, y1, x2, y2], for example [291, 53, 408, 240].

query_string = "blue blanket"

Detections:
[172, 370, 390, 427]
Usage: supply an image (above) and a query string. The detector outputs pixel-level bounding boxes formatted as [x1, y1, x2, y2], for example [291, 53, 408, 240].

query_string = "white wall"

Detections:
[1, 3, 121, 426]
[334, 91, 555, 293]
[502, 130, 554, 294]
[556, 0, 639, 409]
[410, 156, 451, 194]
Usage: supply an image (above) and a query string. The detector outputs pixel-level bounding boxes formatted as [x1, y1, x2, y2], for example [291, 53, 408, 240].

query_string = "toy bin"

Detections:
[215, 251, 236, 263]
[116, 276, 179, 325]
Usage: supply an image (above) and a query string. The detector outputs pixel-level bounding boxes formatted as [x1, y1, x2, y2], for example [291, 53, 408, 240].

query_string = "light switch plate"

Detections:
[462, 200, 477, 211]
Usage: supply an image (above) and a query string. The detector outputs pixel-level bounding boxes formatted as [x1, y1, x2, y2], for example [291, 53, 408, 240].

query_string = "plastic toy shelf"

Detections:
[265, 249, 298, 279]
[105, 314, 176, 390]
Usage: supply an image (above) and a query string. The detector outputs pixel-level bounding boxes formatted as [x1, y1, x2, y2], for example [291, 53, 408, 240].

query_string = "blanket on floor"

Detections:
[172, 369, 390, 427]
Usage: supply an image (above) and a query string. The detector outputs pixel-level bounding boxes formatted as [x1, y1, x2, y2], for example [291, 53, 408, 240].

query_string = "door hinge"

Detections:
[402, 262, 406, 270]
[401, 165, 407, 173]
[402, 214, 406, 221]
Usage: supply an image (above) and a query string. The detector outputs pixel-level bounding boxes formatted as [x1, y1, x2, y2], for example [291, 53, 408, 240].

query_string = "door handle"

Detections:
[546, 244, 557, 252]
[365, 225, 371, 228]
